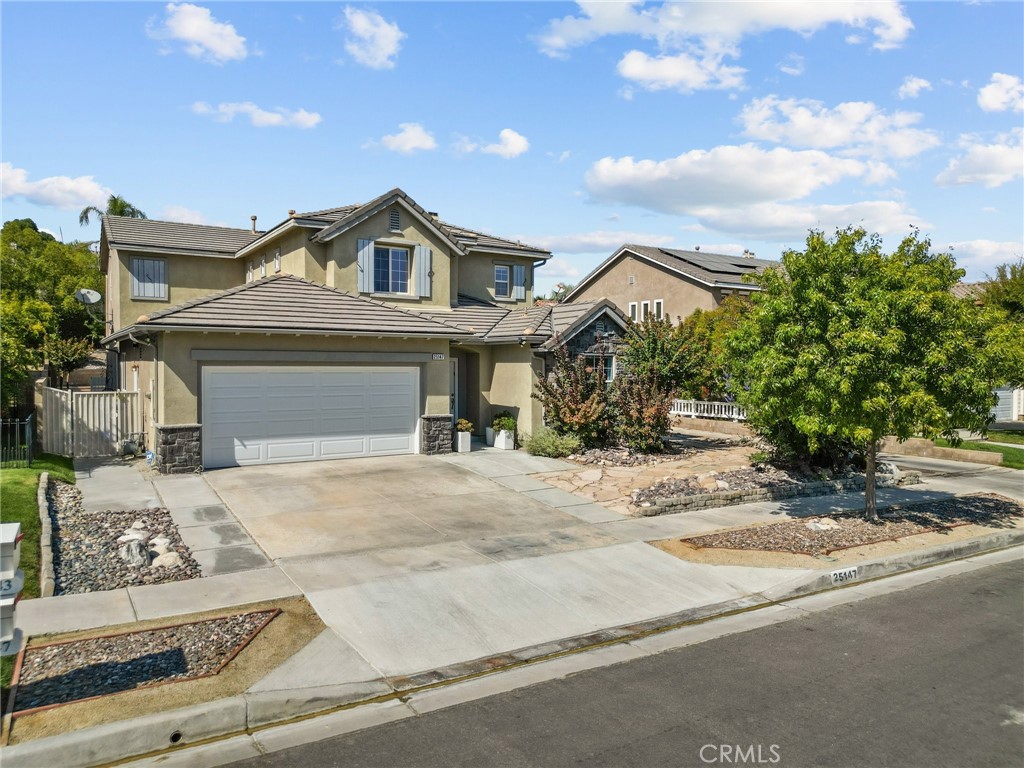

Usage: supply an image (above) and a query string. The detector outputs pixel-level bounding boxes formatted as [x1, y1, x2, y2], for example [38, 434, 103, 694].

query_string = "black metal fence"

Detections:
[1, 413, 34, 467]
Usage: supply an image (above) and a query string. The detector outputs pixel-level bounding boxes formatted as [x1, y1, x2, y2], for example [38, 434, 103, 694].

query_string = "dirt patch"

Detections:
[7, 596, 324, 745]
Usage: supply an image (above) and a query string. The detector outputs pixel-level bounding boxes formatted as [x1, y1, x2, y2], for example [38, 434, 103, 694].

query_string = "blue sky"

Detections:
[2, 1, 1022, 294]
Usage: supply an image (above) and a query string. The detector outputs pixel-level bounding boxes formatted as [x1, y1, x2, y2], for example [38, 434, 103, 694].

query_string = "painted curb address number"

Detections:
[830, 566, 859, 586]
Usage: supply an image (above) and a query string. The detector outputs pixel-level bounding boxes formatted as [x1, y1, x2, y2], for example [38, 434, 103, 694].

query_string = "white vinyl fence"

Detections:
[41, 387, 140, 457]
[670, 399, 747, 421]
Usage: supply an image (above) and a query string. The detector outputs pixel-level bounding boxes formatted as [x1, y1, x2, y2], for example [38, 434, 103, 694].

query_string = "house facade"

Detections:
[99, 188, 621, 472]
[563, 245, 776, 323]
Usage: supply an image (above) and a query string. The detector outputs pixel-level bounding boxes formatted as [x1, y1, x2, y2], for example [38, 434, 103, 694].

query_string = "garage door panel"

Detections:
[202, 366, 418, 469]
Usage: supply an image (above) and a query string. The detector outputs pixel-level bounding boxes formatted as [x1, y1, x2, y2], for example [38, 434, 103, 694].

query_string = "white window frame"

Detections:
[259, 255, 267, 278]
[373, 245, 410, 294]
[654, 299, 664, 319]
[494, 265, 511, 299]
[130, 257, 168, 300]
[246, 261, 254, 281]
[628, 302, 638, 321]
[641, 300, 651, 320]
[274, 248, 281, 273]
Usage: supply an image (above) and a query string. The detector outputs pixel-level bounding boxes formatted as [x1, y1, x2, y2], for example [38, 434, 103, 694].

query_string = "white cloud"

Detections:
[617, 49, 745, 93]
[147, 3, 247, 64]
[1, 163, 111, 209]
[161, 205, 209, 224]
[377, 122, 437, 153]
[539, 257, 583, 281]
[935, 129, 1023, 188]
[691, 200, 929, 241]
[738, 95, 940, 159]
[481, 129, 530, 159]
[977, 73, 1024, 113]
[191, 101, 321, 128]
[586, 144, 888, 214]
[340, 6, 405, 69]
[897, 75, 931, 100]
[525, 230, 676, 254]
[947, 239, 1024, 279]
[777, 53, 804, 77]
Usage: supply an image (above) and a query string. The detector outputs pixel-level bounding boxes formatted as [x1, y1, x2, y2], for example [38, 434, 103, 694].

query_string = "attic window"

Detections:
[389, 209, 401, 232]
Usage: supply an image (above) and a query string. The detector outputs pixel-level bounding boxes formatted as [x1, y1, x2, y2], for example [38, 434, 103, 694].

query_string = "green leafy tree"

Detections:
[675, 296, 752, 399]
[44, 336, 94, 389]
[728, 227, 1016, 521]
[532, 345, 609, 447]
[0, 296, 53, 411]
[78, 194, 147, 226]
[615, 316, 692, 395]
[983, 258, 1024, 322]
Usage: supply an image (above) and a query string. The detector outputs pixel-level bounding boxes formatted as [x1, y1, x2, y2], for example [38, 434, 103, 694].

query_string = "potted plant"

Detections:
[492, 414, 517, 450]
[486, 410, 513, 446]
[454, 419, 473, 452]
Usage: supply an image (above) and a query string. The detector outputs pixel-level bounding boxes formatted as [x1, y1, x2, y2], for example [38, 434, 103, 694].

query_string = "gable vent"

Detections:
[627, 275, 636, 285]
[389, 209, 401, 232]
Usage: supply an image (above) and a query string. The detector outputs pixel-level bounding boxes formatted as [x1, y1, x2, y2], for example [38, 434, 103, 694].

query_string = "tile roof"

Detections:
[484, 304, 553, 342]
[951, 282, 987, 301]
[623, 245, 776, 287]
[102, 216, 263, 256]
[131, 275, 464, 337]
[419, 294, 509, 335]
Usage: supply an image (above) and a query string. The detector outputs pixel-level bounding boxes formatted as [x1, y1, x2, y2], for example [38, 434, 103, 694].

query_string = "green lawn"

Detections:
[935, 439, 1024, 470]
[986, 430, 1024, 447]
[0, 454, 74, 698]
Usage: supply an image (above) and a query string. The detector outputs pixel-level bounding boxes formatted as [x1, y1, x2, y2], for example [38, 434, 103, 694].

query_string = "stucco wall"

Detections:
[242, 227, 327, 284]
[112, 249, 244, 331]
[326, 204, 455, 307]
[572, 254, 720, 323]
[156, 333, 452, 428]
[458, 252, 535, 305]
[486, 344, 540, 436]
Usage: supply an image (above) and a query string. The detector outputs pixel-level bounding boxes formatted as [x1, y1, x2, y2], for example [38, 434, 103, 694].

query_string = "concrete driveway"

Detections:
[203, 454, 595, 561]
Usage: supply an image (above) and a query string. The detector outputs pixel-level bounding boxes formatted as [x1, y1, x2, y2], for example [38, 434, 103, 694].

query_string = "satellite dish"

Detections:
[75, 288, 102, 305]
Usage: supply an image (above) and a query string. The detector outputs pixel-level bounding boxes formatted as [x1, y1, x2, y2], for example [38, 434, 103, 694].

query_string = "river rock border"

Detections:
[36, 472, 55, 598]
[636, 471, 921, 517]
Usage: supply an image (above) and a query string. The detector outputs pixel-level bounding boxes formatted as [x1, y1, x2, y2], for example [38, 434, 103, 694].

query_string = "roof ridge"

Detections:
[104, 215, 262, 235]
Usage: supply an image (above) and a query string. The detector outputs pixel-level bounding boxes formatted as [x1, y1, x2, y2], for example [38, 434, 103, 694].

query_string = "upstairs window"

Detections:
[246, 261, 254, 281]
[274, 248, 282, 273]
[374, 246, 409, 293]
[494, 265, 510, 298]
[389, 209, 401, 232]
[259, 256, 267, 278]
[130, 257, 167, 300]
[628, 302, 638, 321]
[654, 299, 664, 319]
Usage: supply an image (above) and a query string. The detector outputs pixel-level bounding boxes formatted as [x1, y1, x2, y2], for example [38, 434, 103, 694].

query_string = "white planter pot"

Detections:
[455, 432, 472, 452]
[485, 427, 495, 446]
[494, 430, 516, 450]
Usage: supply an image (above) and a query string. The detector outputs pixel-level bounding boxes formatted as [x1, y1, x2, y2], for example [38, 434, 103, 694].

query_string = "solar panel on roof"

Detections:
[663, 250, 757, 275]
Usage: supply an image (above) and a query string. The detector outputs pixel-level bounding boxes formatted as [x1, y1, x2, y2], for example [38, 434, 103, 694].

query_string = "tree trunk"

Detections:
[864, 440, 878, 522]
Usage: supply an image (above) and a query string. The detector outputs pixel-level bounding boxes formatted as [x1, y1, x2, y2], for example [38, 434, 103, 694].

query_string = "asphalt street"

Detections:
[231, 560, 1024, 768]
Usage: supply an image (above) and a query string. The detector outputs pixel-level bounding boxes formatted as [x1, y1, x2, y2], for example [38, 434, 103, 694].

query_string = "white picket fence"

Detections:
[41, 387, 141, 457]
[670, 399, 747, 421]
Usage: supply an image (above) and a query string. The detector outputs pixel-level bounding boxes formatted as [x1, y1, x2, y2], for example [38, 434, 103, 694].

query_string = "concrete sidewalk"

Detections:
[7, 453, 1023, 767]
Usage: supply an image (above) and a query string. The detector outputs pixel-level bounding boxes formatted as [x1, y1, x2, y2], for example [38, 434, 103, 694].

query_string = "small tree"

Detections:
[532, 345, 609, 447]
[675, 296, 752, 399]
[45, 336, 93, 389]
[983, 258, 1024, 322]
[610, 368, 674, 452]
[615, 316, 691, 394]
[729, 227, 1014, 521]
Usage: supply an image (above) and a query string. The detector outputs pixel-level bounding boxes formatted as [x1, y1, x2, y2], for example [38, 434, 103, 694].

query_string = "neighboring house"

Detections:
[563, 245, 777, 323]
[98, 187, 621, 472]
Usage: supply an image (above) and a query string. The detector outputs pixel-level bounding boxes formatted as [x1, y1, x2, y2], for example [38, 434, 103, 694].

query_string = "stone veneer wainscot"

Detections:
[421, 415, 453, 455]
[156, 424, 202, 474]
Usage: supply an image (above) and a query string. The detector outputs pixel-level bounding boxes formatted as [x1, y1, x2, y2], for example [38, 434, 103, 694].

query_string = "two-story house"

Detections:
[563, 245, 777, 323]
[99, 188, 624, 472]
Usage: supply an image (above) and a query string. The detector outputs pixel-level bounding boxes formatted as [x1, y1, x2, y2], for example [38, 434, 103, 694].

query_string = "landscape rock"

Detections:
[151, 551, 183, 569]
[118, 539, 149, 567]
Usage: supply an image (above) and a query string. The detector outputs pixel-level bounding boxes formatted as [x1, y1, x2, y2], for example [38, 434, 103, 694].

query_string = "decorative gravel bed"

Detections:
[633, 465, 827, 505]
[684, 494, 1024, 556]
[48, 480, 202, 594]
[12, 610, 278, 713]
[569, 443, 697, 467]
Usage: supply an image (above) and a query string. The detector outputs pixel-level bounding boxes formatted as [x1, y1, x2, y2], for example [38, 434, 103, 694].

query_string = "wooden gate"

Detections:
[41, 387, 140, 457]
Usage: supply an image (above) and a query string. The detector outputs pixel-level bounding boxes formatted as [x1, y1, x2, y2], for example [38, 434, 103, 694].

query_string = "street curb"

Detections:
[36, 472, 54, 599]
[3, 528, 1022, 767]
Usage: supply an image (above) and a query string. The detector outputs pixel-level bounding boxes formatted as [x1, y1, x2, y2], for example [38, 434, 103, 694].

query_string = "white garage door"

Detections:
[202, 366, 419, 469]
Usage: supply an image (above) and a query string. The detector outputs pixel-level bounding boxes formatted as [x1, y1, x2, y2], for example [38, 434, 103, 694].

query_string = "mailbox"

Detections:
[1, 522, 24, 656]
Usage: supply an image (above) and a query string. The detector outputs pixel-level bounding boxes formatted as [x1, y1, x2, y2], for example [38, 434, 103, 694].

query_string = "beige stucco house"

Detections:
[563, 245, 776, 323]
[99, 188, 621, 472]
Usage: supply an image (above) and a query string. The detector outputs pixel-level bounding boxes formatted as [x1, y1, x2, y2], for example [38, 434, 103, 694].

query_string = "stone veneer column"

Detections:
[421, 415, 453, 455]
[155, 424, 202, 474]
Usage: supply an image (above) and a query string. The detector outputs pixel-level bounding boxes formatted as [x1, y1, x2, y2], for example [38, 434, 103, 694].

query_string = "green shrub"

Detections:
[493, 415, 516, 432]
[523, 428, 581, 458]
[455, 418, 473, 433]
[531, 346, 609, 448]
